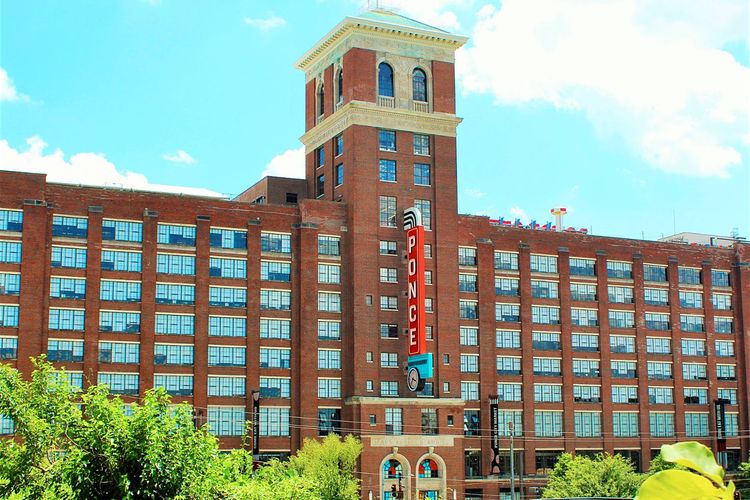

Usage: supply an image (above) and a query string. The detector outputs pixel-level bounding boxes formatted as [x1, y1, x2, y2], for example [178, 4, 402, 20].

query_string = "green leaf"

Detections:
[636, 470, 729, 500]
[659, 442, 724, 485]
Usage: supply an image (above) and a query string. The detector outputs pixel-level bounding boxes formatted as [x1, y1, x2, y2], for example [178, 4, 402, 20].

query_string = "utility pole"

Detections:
[509, 421, 516, 499]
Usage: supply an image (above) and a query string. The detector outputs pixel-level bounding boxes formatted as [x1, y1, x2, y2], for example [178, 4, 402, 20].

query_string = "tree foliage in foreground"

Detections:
[542, 452, 644, 498]
[0, 358, 361, 499]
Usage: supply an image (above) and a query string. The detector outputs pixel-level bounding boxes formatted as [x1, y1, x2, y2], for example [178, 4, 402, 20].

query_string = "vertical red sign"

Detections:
[407, 225, 426, 356]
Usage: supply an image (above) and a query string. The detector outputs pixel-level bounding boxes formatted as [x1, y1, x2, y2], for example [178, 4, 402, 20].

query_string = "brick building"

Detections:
[0, 9, 748, 500]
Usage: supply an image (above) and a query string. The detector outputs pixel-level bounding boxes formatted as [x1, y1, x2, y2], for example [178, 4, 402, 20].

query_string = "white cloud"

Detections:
[0, 67, 27, 102]
[0, 136, 222, 197]
[464, 187, 486, 198]
[457, 0, 750, 178]
[358, 0, 472, 32]
[244, 14, 287, 31]
[261, 147, 305, 179]
[508, 205, 529, 223]
[162, 149, 196, 165]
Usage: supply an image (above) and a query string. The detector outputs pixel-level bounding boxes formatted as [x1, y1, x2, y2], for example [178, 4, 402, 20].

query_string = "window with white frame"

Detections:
[50, 276, 86, 300]
[531, 306, 560, 324]
[318, 292, 341, 313]
[52, 246, 87, 269]
[711, 270, 730, 287]
[497, 383, 522, 402]
[682, 363, 707, 380]
[572, 334, 598, 352]
[260, 289, 291, 311]
[0, 337, 18, 360]
[714, 316, 733, 333]
[531, 280, 559, 299]
[260, 261, 291, 282]
[209, 286, 246, 308]
[48, 308, 84, 331]
[318, 235, 340, 256]
[459, 273, 477, 292]
[380, 295, 398, 311]
[0, 210, 23, 232]
[643, 264, 668, 282]
[208, 376, 246, 397]
[318, 320, 340, 340]
[715, 340, 734, 357]
[154, 313, 193, 335]
[154, 343, 193, 366]
[574, 411, 601, 437]
[379, 196, 397, 227]
[380, 381, 398, 397]
[681, 339, 706, 356]
[494, 251, 518, 271]
[684, 413, 709, 437]
[47, 339, 84, 362]
[380, 352, 398, 368]
[209, 257, 246, 279]
[208, 346, 246, 367]
[612, 385, 638, 404]
[712, 293, 731, 310]
[718, 388, 737, 405]
[385, 408, 402, 435]
[570, 283, 596, 302]
[534, 411, 563, 437]
[573, 359, 601, 378]
[259, 348, 290, 369]
[569, 257, 595, 276]
[684, 387, 708, 405]
[154, 374, 193, 396]
[460, 327, 478, 346]
[318, 349, 341, 370]
[495, 303, 519, 322]
[496, 356, 521, 375]
[610, 360, 636, 378]
[318, 263, 341, 284]
[644, 288, 669, 306]
[460, 354, 479, 373]
[207, 406, 245, 436]
[647, 361, 672, 380]
[379, 267, 397, 283]
[679, 291, 703, 309]
[648, 386, 673, 404]
[608, 286, 633, 304]
[610, 335, 636, 353]
[680, 315, 704, 332]
[209, 316, 246, 337]
[533, 384, 561, 402]
[209, 227, 247, 249]
[609, 310, 635, 329]
[318, 378, 342, 398]
[530, 254, 557, 274]
[678, 267, 701, 285]
[102, 219, 142, 242]
[649, 412, 675, 437]
[156, 253, 195, 275]
[461, 381, 480, 400]
[458, 247, 477, 266]
[496, 330, 521, 349]
[260, 407, 290, 436]
[98, 341, 140, 364]
[574, 385, 601, 403]
[157, 224, 195, 246]
[612, 412, 639, 437]
[155, 283, 194, 305]
[260, 232, 291, 254]
[100, 280, 141, 302]
[100, 249, 139, 272]
[716, 364, 736, 380]
[607, 261, 632, 279]
[571, 308, 598, 327]
[97, 372, 139, 395]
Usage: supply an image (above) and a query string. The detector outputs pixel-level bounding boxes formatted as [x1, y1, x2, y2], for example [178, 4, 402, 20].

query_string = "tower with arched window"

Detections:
[295, 8, 468, 500]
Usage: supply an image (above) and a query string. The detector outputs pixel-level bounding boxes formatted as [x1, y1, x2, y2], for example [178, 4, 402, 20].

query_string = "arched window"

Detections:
[418, 458, 439, 478]
[383, 459, 403, 479]
[317, 83, 325, 117]
[336, 69, 344, 104]
[378, 62, 394, 98]
[412, 68, 427, 102]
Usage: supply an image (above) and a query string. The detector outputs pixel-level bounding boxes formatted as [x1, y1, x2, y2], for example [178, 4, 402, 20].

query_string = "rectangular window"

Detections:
[644, 264, 668, 282]
[208, 376, 246, 397]
[711, 270, 730, 287]
[51, 215, 88, 238]
[101, 249, 140, 272]
[49, 277, 86, 300]
[496, 330, 521, 349]
[607, 261, 632, 279]
[609, 310, 635, 329]
[680, 315, 705, 332]
[495, 303, 519, 322]
[47, 339, 84, 362]
[715, 340, 734, 357]
[317, 378, 342, 398]
[612, 385, 638, 404]
[100, 280, 141, 302]
[102, 219, 142, 243]
[260, 289, 291, 311]
[531, 280, 559, 299]
[497, 410, 523, 437]
[608, 285, 634, 303]
[571, 308, 598, 327]
[381, 296, 398, 311]
[681, 339, 706, 356]
[461, 381, 480, 401]
[684, 413, 709, 437]
[718, 388, 737, 405]
[610, 335, 636, 353]
[156, 253, 195, 275]
[456, 273, 477, 292]
[413, 134, 430, 155]
[379, 240, 397, 255]
[533, 357, 561, 376]
[459, 247, 477, 266]
[460, 327, 478, 346]
[98, 373, 139, 395]
[318, 235, 340, 256]
[260, 318, 291, 339]
[260, 261, 291, 282]
[51, 246, 87, 269]
[534, 411, 563, 437]
[157, 223, 196, 246]
[572, 334, 599, 352]
[645, 312, 670, 330]
[209, 316, 246, 337]
[682, 363, 707, 380]
[532, 332, 561, 350]
[318, 349, 341, 369]
[207, 406, 245, 436]
[496, 356, 522, 375]
[209, 227, 247, 249]
[260, 407, 290, 437]
[334, 134, 343, 156]
[155, 283, 194, 305]
[679, 290, 703, 309]
[379, 267, 398, 283]
[317, 146, 325, 168]
[318, 292, 341, 312]
[379, 159, 396, 182]
[574, 411, 601, 437]
[421, 408, 438, 435]
[498, 383, 522, 402]
[385, 408, 402, 435]
[380, 381, 399, 397]
[415, 199, 431, 230]
[414, 163, 431, 185]
[259, 347, 290, 369]
[99, 342, 140, 365]
[647, 361, 673, 380]
[460, 354, 479, 373]
[0, 210, 23, 232]
[260, 232, 291, 254]
[495, 251, 519, 271]
[334, 164, 344, 186]
[684, 387, 708, 405]
[154, 343, 193, 366]
[0, 337, 18, 360]
[379, 196, 397, 227]
[209, 286, 246, 308]
[48, 308, 84, 331]
[209, 257, 246, 279]
[570, 283, 597, 302]
[495, 277, 519, 296]
[644, 288, 669, 306]
[649, 412, 675, 437]
[316, 174, 324, 197]
[379, 130, 396, 151]
[679, 267, 702, 285]
[313, 320, 340, 341]
[380, 352, 398, 368]
[530, 254, 557, 273]
[712, 293, 732, 311]
[716, 364, 736, 381]
[99, 310, 141, 334]
[648, 386, 674, 404]
[613, 412, 639, 437]
[534, 384, 562, 403]
[611, 360, 637, 378]
[646, 337, 671, 354]
[725, 414, 739, 437]
[154, 374, 193, 396]
[0, 241, 22, 263]
[319, 408, 342, 436]
[154, 313, 194, 335]
[570, 258, 595, 276]
[573, 359, 601, 377]
[531, 306, 560, 324]
[714, 317, 733, 333]
[209, 346, 246, 367]
[380, 323, 399, 339]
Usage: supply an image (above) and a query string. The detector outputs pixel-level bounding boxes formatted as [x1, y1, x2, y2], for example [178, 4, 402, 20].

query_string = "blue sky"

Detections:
[1, 0, 748, 240]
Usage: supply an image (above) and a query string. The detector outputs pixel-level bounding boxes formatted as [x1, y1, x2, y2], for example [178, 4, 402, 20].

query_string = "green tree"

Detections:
[542, 452, 644, 498]
[736, 457, 750, 499]
[0, 357, 222, 499]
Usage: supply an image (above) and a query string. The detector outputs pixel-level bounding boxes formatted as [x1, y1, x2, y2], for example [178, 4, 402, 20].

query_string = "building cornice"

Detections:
[300, 100, 462, 153]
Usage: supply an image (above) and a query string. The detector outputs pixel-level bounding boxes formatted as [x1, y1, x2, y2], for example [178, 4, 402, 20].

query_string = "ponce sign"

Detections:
[404, 208, 426, 356]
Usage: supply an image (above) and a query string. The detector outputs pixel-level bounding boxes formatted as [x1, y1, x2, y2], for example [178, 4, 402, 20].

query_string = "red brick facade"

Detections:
[1, 10, 748, 500]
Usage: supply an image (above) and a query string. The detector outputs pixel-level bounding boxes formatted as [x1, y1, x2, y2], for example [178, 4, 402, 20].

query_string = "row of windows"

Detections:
[378, 159, 431, 186]
[379, 197, 432, 230]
